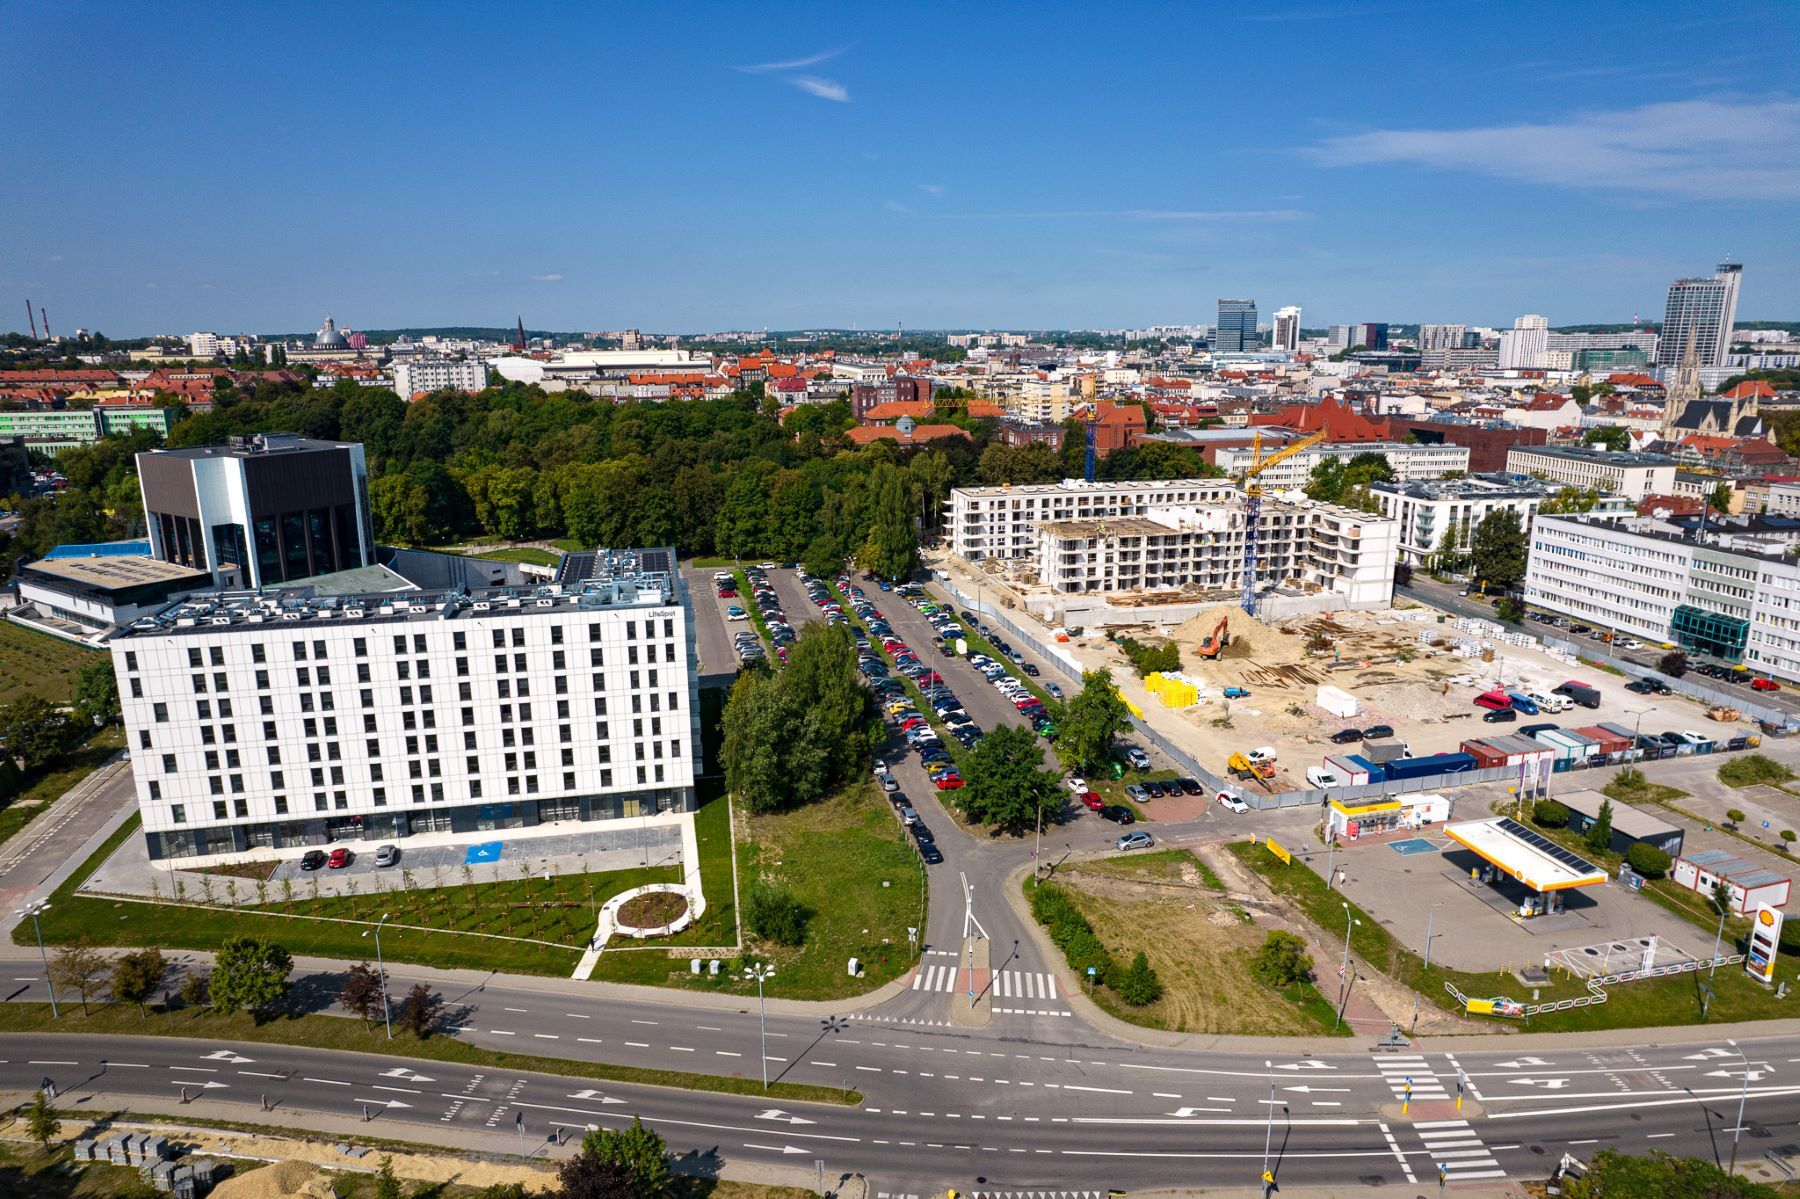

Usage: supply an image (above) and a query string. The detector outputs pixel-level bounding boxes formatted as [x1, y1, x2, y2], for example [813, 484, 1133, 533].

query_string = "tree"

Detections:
[1658, 650, 1688, 678]
[908, 450, 955, 534]
[1470, 508, 1527, 591]
[338, 961, 385, 1025]
[0, 695, 79, 772]
[397, 982, 443, 1038]
[374, 1155, 403, 1199]
[1252, 930, 1314, 988]
[1584, 798, 1615, 853]
[179, 969, 211, 1011]
[72, 660, 120, 725]
[1626, 842, 1672, 878]
[110, 947, 168, 1016]
[48, 939, 107, 1015]
[957, 724, 1061, 833]
[1710, 481, 1734, 513]
[1581, 425, 1630, 452]
[579, 1116, 671, 1198]
[27, 1087, 56, 1147]
[722, 623, 874, 814]
[1494, 596, 1525, 623]
[210, 935, 293, 1019]
[1531, 799, 1569, 828]
[1114, 950, 1163, 1006]
[1053, 669, 1131, 775]
[1562, 1148, 1778, 1199]
[743, 880, 810, 946]
[866, 461, 918, 581]
[1393, 561, 1413, 587]
[1711, 880, 1735, 923]
[1725, 808, 1747, 829]
[556, 1153, 636, 1199]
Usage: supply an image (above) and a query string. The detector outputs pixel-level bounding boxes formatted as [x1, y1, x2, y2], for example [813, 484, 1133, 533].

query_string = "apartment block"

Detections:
[1211, 440, 1469, 490]
[393, 358, 490, 396]
[1506, 446, 1678, 501]
[945, 478, 1242, 561]
[111, 549, 700, 862]
[1371, 474, 1551, 565]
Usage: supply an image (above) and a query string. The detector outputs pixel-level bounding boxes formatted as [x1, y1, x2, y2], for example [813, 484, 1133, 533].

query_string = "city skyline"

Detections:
[1, 1, 1796, 335]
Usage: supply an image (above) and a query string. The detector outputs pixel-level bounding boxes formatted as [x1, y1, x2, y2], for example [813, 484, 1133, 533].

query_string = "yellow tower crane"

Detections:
[1235, 430, 1327, 615]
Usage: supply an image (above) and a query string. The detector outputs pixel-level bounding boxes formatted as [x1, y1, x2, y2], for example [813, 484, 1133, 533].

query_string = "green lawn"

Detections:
[28, 796, 738, 980]
[0, 619, 98, 706]
[475, 547, 561, 567]
[0, 1001, 858, 1106]
[548, 537, 585, 552]
[1225, 839, 1795, 1031]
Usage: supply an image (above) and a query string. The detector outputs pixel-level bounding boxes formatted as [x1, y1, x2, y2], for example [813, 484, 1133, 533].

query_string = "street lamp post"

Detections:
[1627, 706, 1656, 758]
[744, 962, 775, 1090]
[1728, 1038, 1751, 1177]
[15, 900, 58, 1019]
[1423, 902, 1445, 970]
[1335, 903, 1360, 1030]
[366, 913, 392, 1040]
[1712, 900, 1729, 977]
[1259, 1058, 1276, 1198]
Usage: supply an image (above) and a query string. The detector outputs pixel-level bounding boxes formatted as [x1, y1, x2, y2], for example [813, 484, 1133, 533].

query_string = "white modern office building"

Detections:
[1271, 306, 1302, 353]
[1212, 440, 1469, 490]
[1371, 474, 1553, 566]
[1505, 446, 1678, 501]
[393, 358, 490, 396]
[1659, 262, 1743, 370]
[110, 549, 700, 862]
[1525, 514, 1800, 683]
[1498, 315, 1550, 371]
[944, 478, 1242, 562]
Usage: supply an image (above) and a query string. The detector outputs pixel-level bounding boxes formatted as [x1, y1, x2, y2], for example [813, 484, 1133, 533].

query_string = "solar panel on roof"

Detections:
[1497, 817, 1601, 875]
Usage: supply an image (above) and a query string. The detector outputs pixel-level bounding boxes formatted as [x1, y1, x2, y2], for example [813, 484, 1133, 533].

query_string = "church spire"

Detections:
[1661, 322, 1703, 439]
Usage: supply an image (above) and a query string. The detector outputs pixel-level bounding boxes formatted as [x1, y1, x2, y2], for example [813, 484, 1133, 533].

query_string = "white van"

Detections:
[1306, 766, 1345, 789]
[1529, 691, 1572, 713]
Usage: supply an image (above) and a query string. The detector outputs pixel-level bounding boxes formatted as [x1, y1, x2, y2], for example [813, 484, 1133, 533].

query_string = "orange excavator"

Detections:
[1198, 615, 1230, 659]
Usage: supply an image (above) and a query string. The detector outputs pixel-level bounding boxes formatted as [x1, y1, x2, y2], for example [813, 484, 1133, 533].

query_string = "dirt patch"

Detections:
[183, 859, 280, 882]
[618, 890, 688, 929]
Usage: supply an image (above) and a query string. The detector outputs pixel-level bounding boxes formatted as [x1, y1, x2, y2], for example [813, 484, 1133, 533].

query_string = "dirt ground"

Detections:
[1054, 849, 1335, 1036]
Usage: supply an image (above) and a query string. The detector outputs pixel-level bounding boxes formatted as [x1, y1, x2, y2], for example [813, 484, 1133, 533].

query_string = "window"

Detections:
[555, 676, 567, 695]
[453, 631, 466, 651]
[293, 640, 307, 660]
[188, 647, 203, 668]
[559, 723, 571, 743]
[596, 720, 609, 738]
[205, 750, 220, 770]
[495, 654, 508, 673]
[514, 653, 526, 672]
[413, 634, 426, 654]
[470, 779, 483, 799]
[393, 635, 406, 654]
[209, 776, 223, 795]
[361, 690, 373, 709]
[313, 639, 326, 659]
[589, 623, 602, 642]
[367, 738, 381, 757]
[271, 769, 285, 788]
[492, 629, 505, 648]
[600, 770, 612, 787]
[551, 625, 564, 645]
[201, 726, 216, 745]
[511, 628, 524, 647]
[274, 796, 288, 815]
[130, 678, 142, 698]
[255, 669, 269, 689]
[148, 781, 161, 801]
[192, 674, 208, 694]
[626, 621, 636, 639]
[213, 671, 229, 691]
[196, 699, 212, 719]
[370, 763, 383, 782]
[125, 651, 138, 671]
[591, 649, 604, 667]
[671, 739, 681, 758]
[299, 693, 314, 712]
[252, 643, 266, 664]
[397, 661, 410, 680]
[139, 729, 151, 749]
[259, 695, 273, 716]
[296, 667, 311, 687]
[403, 711, 416, 731]
[263, 720, 277, 740]
[456, 657, 468, 676]
[354, 637, 367, 657]
[417, 660, 429, 679]
[594, 697, 607, 715]
[628, 646, 639, 666]
[552, 650, 566, 670]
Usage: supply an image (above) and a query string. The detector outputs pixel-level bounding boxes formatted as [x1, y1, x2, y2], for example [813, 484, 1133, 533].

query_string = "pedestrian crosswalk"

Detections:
[912, 963, 964, 992]
[1413, 1119, 1506, 1181]
[992, 969, 1058, 1001]
[1374, 1053, 1450, 1101]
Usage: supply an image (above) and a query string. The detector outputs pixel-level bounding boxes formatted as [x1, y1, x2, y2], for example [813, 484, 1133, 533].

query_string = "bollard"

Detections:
[260, 1093, 268, 1112]
[362, 1104, 370, 1122]
[179, 1086, 189, 1105]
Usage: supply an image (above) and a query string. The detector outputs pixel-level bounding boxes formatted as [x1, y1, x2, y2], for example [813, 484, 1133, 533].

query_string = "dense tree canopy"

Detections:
[722, 623, 877, 813]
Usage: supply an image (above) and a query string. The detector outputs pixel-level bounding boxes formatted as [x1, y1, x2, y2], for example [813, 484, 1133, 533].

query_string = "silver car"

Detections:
[374, 844, 400, 868]
[1116, 831, 1154, 851]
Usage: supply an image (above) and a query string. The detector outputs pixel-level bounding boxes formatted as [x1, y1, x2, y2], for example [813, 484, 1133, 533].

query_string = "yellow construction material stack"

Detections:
[1145, 671, 1199, 709]
[1113, 686, 1146, 719]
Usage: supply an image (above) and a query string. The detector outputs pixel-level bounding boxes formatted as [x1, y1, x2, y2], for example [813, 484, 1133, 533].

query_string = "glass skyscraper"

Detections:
[1215, 298, 1257, 353]
[1658, 261, 1742, 369]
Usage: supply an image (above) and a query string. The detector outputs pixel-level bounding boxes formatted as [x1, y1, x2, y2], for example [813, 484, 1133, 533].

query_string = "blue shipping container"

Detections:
[1343, 754, 1384, 783]
[1380, 752, 1477, 781]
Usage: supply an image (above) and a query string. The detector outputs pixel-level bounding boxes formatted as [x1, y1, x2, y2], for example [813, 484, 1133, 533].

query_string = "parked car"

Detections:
[1046, 682, 1063, 698]
[1329, 728, 1364, 744]
[300, 849, 328, 871]
[1361, 724, 1394, 740]
[326, 847, 351, 869]
[1115, 831, 1155, 851]
[374, 844, 399, 868]
[1125, 783, 1151, 802]
[1121, 745, 1151, 770]
[877, 771, 899, 792]
[1078, 790, 1104, 811]
[1218, 792, 1250, 814]
[918, 841, 944, 865]
[1175, 777, 1203, 795]
[1483, 708, 1518, 724]
[1754, 677, 1781, 692]
[1023, 663, 1040, 677]
[1099, 805, 1135, 825]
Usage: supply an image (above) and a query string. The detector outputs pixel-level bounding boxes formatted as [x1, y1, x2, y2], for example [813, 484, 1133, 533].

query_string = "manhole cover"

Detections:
[1529, 1144, 1547, 1155]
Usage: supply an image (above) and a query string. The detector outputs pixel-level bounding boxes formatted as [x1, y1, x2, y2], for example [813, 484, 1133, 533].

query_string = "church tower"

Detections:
[1661, 324, 1703, 439]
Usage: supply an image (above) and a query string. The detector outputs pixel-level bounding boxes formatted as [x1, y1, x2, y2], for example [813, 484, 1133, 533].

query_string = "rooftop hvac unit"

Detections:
[473, 601, 492, 611]
[210, 617, 230, 625]
[280, 612, 301, 621]
[345, 608, 365, 618]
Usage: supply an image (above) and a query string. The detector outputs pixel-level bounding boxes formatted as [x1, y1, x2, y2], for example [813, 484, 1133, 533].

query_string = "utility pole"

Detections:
[1335, 902, 1360, 1029]
[15, 900, 58, 1019]
[373, 913, 392, 1039]
[1729, 1038, 1751, 1178]
[1260, 1058, 1276, 1198]
[1423, 902, 1444, 970]
[744, 962, 775, 1090]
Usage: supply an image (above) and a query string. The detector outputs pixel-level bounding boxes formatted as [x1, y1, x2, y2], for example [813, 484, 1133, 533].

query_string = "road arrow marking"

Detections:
[173, 1080, 229, 1090]
[380, 1068, 435, 1083]
[1685, 1048, 1734, 1060]
[356, 1098, 413, 1109]
[1283, 1086, 1351, 1094]
[1274, 1060, 1335, 1071]
[1708, 1067, 1774, 1082]
[203, 1051, 255, 1065]
[742, 1143, 807, 1155]
[1168, 1107, 1232, 1117]
[568, 1090, 627, 1104]
[1509, 1078, 1572, 1089]
[1494, 1057, 1553, 1069]
[756, 1109, 817, 1125]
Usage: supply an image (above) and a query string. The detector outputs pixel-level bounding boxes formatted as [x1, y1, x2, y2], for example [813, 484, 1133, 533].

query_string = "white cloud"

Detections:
[883, 199, 912, 214]
[735, 47, 846, 75]
[1306, 99, 1800, 201]
[917, 183, 946, 197]
[533, 273, 564, 282]
[789, 75, 849, 103]
[940, 209, 1308, 222]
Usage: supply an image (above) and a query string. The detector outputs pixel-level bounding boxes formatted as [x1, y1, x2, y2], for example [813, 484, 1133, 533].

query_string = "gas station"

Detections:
[1443, 816, 1608, 918]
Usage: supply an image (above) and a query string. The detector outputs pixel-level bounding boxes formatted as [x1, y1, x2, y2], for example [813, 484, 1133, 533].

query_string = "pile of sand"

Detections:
[1168, 605, 1301, 669]
[211, 1161, 334, 1199]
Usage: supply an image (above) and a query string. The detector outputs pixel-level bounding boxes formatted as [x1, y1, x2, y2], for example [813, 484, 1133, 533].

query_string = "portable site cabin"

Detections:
[1324, 754, 1379, 786]
[1327, 793, 1450, 841]
[1461, 737, 1524, 768]
[1573, 725, 1632, 759]
[1672, 849, 1790, 914]
[1535, 728, 1597, 766]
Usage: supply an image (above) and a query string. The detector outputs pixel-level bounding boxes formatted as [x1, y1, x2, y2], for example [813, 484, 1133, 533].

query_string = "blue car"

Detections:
[1505, 692, 1540, 715]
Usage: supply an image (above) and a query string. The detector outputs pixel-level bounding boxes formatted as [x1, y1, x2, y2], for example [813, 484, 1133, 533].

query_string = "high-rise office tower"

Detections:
[1417, 324, 1467, 353]
[1658, 261, 1742, 369]
[1214, 299, 1258, 353]
[1271, 306, 1302, 352]
[1497, 314, 1549, 370]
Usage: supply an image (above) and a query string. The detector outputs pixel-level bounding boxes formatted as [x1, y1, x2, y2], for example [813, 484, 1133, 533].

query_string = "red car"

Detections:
[1078, 790, 1104, 811]
[1753, 677, 1781, 692]
[326, 847, 351, 869]
[934, 774, 965, 790]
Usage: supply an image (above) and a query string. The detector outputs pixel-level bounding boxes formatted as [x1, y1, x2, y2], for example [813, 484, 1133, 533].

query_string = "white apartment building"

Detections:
[1211, 440, 1470, 491]
[1526, 514, 1800, 683]
[1417, 324, 1469, 352]
[1505, 446, 1677, 500]
[1032, 498, 1397, 609]
[111, 551, 700, 862]
[186, 332, 223, 358]
[1371, 474, 1550, 566]
[394, 358, 491, 396]
[1497, 315, 1549, 370]
[945, 478, 1242, 561]
[1271, 306, 1302, 353]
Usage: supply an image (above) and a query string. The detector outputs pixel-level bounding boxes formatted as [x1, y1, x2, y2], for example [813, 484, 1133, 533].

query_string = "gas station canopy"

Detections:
[1443, 817, 1607, 893]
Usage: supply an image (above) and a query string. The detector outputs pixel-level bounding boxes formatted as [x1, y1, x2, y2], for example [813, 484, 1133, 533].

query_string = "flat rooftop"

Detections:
[1507, 446, 1679, 468]
[142, 434, 355, 461]
[1444, 816, 1608, 892]
[951, 477, 1238, 500]
[22, 555, 209, 591]
[1556, 789, 1683, 842]
[1372, 472, 1552, 502]
[1678, 848, 1789, 890]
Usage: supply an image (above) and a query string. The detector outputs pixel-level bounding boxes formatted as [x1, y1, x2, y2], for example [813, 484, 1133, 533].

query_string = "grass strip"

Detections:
[0, 1002, 860, 1106]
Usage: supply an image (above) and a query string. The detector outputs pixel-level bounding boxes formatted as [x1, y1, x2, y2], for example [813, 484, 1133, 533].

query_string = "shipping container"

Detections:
[1572, 725, 1630, 756]
[1361, 739, 1410, 764]
[1459, 738, 1514, 768]
[1535, 728, 1595, 765]
[1324, 754, 1380, 786]
[1381, 751, 1477, 781]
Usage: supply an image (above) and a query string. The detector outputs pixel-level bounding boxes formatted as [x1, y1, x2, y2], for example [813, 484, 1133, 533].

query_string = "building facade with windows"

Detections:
[1505, 446, 1678, 500]
[1214, 299, 1258, 353]
[111, 553, 699, 862]
[1659, 262, 1743, 370]
[1212, 440, 1469, 490]
[945, 478, 1242, 561]
[393, 359, 490, 397]
[1371, 474, 1553, 566]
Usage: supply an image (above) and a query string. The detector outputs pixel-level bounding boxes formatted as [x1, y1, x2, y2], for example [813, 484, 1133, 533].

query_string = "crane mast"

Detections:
[1235, 430, 1328, 616]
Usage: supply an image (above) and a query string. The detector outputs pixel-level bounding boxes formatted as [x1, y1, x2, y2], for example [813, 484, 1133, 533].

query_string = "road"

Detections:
[0, 750, 135, 915]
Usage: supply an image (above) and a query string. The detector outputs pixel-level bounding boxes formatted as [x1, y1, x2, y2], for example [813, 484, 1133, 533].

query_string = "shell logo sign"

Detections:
[1747, 903, 1784, 985]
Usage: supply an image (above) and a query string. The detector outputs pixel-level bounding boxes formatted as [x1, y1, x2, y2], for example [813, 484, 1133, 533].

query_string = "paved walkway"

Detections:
[571, 811, 704, 980]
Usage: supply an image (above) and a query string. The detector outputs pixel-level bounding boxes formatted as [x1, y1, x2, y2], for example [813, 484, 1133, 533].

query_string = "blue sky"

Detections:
[1, 0, 1795, 336]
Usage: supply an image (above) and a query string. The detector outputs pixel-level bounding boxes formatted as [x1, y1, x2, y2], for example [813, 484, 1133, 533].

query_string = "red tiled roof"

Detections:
[1607, 373, 1662, 388]
[1248, 397, 1387, 441]
[1724, 380, 1777, 400]
[861, 399, 936, 423]
[845, 424, 971, 446]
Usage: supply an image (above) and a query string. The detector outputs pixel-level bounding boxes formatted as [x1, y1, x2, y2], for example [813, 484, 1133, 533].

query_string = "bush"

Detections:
[1252, 930, 1313, 989]
[1114, 635, 1180, 679]
[1625, 842, 1671, 879]
[1029, 883, 1114, 983]
[1612, 766, 1646, 793]
[1114, 951, 1163, 1006]
[744, 880, 811, 947]
[1658, 651, 1688, 678]
[1531, 799, 1570, 828]
[1718, 754, 1797, 789]
[1726, 808, 1747, 828]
